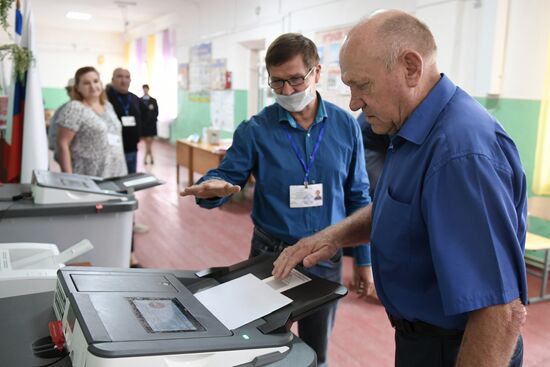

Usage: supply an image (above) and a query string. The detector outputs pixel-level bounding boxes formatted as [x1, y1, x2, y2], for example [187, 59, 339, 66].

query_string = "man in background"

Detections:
[107, 68, 143, 174]
[140, 84, 159, 165]
[107, 68, 148, 261]
[357, 112, 389, 200]
[344, 112, 390, 301]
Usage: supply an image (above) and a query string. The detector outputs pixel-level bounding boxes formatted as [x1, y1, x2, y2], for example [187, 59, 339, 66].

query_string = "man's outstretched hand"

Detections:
[180, 179, 240, 199]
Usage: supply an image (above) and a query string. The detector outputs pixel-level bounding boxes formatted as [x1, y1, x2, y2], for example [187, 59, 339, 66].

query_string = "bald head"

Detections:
[111, 68, 131, 94]
[344, 10, 437, 70]
[339, 10, 441, 135]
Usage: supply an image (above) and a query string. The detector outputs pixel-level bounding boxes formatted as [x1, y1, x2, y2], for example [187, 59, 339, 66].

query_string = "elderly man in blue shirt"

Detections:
[273, 10, 527, 367]
[181, 33, 372, 366]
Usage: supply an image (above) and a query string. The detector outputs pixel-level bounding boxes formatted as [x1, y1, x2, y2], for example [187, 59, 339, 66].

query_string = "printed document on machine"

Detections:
[195, 273, 293, 330]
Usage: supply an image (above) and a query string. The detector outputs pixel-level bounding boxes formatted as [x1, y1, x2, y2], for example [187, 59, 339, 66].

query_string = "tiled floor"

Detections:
[133, 139, 550, 367]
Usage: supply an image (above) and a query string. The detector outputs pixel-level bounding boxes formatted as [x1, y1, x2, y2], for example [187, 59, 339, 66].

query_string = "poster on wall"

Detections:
[315, 28, 349, 92]
[327, 43, 341, 65]
[189, 63, 210, 102]
[210, 58, 227, 90]
[317, 46, 325, 64]
[189, 43, 212, 102]
[315, 27, 351, 112]
[191, 43, 212, 63]
[325, 67, 349, 95]
[178, 63, 189, 90]
[210, 90, 235, 132]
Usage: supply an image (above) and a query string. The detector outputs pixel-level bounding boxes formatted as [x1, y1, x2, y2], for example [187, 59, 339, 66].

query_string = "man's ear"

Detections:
[400, 49, 423, 87]
[314, 64, 322, 83]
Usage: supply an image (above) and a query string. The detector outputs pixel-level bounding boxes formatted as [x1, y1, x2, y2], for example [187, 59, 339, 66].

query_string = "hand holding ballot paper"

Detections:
[195, 270, 311, 330]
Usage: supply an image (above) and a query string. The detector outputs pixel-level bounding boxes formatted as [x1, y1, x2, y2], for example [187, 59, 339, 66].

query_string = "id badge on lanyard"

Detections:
[121, 116, 136, 127]
[285, 123, 326, 209]
[290, 183, 323, 208]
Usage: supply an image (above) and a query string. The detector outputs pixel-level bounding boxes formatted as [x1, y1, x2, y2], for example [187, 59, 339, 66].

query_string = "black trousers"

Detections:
[395, 330, 523, 367]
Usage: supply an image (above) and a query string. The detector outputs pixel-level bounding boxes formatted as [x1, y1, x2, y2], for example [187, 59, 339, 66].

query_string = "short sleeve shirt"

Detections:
[371, 75, 528, 330]
[57, 101, 128, 178]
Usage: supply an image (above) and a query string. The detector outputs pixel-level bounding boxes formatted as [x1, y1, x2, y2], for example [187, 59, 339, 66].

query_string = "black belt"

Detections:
[253, 226, 342, 264]
[388, 314, 463, 336]
[253, 226, 293, 253]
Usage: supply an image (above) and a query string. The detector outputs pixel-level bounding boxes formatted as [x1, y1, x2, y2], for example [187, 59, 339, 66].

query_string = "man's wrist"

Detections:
[355, 261, 372, 267]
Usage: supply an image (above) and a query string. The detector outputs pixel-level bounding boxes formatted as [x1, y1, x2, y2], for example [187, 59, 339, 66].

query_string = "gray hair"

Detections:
[376, 13, 437, 70]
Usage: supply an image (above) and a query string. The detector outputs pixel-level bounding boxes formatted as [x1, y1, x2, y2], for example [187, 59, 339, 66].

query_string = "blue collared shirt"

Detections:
[372, 75, 528, 329]
[197, 94, 371, 264]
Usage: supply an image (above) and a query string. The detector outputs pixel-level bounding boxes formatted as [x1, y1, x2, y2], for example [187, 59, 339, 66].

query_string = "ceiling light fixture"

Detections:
[114, 0, 138, 35]
[66, 11, 93, 21]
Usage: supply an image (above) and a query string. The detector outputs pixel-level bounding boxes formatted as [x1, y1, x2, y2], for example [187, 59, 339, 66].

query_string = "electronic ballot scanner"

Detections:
[0, 239, 93, 299]
[45, 255, 347, 367]
[31, 169, 163, 204]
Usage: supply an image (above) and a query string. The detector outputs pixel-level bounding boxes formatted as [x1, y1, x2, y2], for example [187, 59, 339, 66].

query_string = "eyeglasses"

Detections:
[268, 67, 315, 89]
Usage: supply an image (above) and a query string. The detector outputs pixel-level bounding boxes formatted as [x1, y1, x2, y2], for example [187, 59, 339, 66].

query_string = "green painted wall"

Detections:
[43, 87, 69, 109]
[476, 97, 541, 196]
[171, 89, 248, 143]
[172, 92, 541, 195]
[476, 97, 547, 265]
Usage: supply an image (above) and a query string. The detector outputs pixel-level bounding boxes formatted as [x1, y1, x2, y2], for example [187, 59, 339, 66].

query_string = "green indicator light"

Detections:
[242, 334, 250, 340]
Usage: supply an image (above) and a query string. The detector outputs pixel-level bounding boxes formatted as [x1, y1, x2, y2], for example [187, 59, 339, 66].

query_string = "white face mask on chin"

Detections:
[275, 86, 316, 112]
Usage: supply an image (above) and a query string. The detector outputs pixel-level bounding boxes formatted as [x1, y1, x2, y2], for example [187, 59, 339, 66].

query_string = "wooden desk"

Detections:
[176, 140, 230, 185]
[528, 197, 550, 221]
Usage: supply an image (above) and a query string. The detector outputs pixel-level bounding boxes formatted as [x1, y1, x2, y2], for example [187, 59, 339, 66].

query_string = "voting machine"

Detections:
[44, 255, 346, 367]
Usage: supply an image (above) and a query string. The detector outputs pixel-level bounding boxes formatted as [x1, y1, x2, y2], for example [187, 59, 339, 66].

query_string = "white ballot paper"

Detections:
[195, 273, 293, 330]
[263, 269, 312, 293]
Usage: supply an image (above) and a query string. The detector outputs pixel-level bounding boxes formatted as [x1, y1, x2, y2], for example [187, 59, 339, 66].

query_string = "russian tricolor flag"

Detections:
[1, 0, 47, 183]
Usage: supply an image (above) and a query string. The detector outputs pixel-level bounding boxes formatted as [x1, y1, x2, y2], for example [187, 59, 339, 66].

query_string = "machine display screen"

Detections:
[128, 297, 205, 333]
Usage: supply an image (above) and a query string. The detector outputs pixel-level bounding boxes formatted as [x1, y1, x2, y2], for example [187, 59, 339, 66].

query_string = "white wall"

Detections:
[417, 0, 550, 100]
[171, 0, 414, 91]
[36, 27, 125, 87]
[503, 0, 550, 99]
[164, 0, 549, 100]
[3, 0, 549, 99]
[1, 9, 123, 91]
[1, 25, 123, 89]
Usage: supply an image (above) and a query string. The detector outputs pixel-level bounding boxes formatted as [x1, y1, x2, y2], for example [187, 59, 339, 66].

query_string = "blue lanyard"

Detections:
[116, 94, 131, 116]
[284, 123, 326, 187]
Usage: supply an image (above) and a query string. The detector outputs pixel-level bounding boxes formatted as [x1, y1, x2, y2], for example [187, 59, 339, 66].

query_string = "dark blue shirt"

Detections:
[372, 75, 528, 330]
[198, 94, 371, 264]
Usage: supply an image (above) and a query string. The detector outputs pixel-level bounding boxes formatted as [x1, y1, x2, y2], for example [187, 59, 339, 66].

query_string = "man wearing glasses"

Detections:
[181, 33, 371, 366]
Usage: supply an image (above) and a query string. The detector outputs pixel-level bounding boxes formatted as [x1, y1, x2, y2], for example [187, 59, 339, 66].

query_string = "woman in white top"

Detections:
[57, 66, 127, 178]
